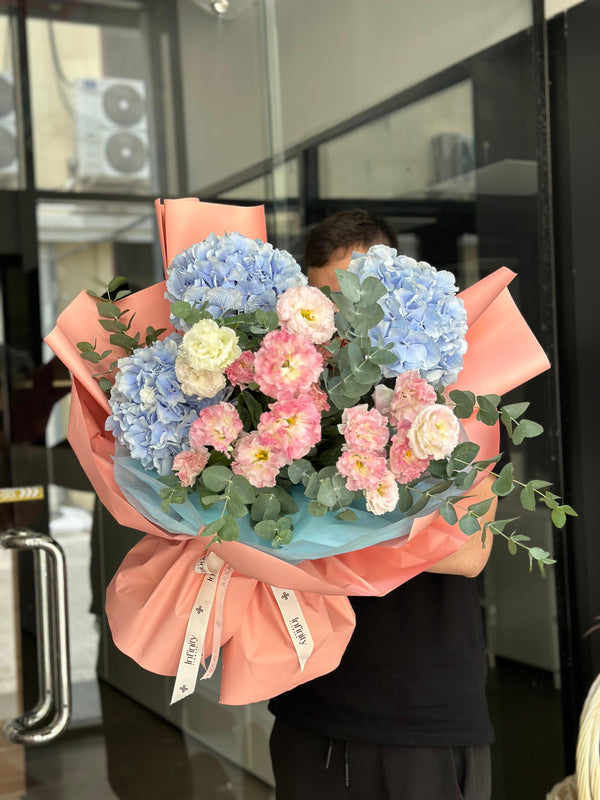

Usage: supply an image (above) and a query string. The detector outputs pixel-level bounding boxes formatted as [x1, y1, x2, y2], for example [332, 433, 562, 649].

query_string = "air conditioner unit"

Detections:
[0, 71, 19, 178]
[73, 77, 151, 185]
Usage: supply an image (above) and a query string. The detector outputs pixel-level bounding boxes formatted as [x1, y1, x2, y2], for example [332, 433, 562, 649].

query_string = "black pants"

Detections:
[269, 718, 491, 800]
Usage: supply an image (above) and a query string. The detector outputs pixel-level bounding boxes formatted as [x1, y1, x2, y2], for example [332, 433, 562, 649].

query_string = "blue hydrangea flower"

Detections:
[166, 231, 307, 330]
[106, 334, 221, 475]
[348, 246, 468, 387]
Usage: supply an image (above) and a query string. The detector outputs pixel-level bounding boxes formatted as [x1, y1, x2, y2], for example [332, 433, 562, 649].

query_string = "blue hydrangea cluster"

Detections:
[348, 246, 468, 387]
[105, 334, 219, 476]
[165, 231, 307, 329]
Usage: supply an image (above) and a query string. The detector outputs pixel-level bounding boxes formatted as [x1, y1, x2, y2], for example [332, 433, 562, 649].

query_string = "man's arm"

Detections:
[426, 474, 497, 578]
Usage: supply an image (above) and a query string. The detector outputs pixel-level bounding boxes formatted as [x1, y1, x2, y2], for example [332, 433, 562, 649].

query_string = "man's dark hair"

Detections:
[304, 208, 398, 268]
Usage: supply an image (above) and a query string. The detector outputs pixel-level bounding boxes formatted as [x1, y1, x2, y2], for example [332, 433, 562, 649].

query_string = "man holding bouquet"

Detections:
[268, 209, 496, 800]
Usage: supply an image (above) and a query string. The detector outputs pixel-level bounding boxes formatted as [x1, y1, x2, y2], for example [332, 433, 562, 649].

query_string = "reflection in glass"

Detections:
[319, 81, 474, 201]
[27, 17, 153, 194]
[0, 12, 21, 189]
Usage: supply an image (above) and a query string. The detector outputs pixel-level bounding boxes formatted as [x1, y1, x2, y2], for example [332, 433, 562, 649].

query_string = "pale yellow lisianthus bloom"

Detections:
[175, 318, 241, 400]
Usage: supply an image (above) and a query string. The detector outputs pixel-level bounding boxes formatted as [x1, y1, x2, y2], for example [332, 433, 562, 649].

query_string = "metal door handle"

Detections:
[0, 529, 71, 745]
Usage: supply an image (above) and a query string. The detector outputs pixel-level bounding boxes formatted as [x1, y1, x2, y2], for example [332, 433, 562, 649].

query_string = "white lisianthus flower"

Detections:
[276, 286, 336, 344]
[365, 471, 400, 515]
[175, 318, 241, 400]
[408, 403, 460, 461]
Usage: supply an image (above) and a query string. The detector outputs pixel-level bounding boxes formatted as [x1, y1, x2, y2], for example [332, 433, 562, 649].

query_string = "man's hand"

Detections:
[426, 474, 497, 578]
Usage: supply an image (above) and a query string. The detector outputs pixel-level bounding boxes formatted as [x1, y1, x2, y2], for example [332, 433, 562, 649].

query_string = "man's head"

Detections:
[304, 209, 397, 290]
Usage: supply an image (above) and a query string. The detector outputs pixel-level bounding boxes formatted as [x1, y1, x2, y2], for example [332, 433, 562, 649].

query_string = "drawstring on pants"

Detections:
[324, 738, 350, 788]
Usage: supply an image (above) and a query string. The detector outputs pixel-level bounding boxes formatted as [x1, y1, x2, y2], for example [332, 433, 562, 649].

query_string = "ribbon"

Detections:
[271, 586, 314, 672]
[170, 552, 231, 705]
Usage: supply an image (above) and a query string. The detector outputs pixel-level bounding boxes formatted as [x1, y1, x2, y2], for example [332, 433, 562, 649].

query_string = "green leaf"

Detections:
[335, 508, 358, 521]
[171, 300, 193, 319]
[201, 465, 233, 492]
[98, 376, 113, 394]
[428, 480, 453, 495]
[439, 504, 458, 525]
[551, 507, 566, 528]
[356, 276, 387, 305]
[230, 474, 257, 505]
[459, 513, 482, 536]
[109, 332, 140, 352]
[543, 491, 559, 510]
[512, 419, 544, 445]
[447, 442, 480, 472]
[476, 394, 500, 425]
[492, 463, 515, 496]
[352, 358, 382, 385]
[271, 487, 300, 515]
[529, 546, 552, 562]
[200, 494, 225, 507]
[368, 348, 397, 366]
[254, 519, 278, 540]
[335, 269, 361, 302]
[288, 459, 314, 484]
[501, 401, 530, 420]
[508, 540, 518, 555]
[449, 389, 475, 419]
[408, 494, 430, 516]
[520, 484, 536, 511]
[225, 495, 248, 519]
[96, 301, 123, 319]
[454, 468, 477, 490]
[201, 518, 225, 539]
[80, 351, 102, 363]
[98, 318, 127, 333]
[219, 514, 240, 541]
[489, 517, 519, 533]
[351, 304, 385, 336]
[316, 478, 337, 507]
[468, 498, 494, 517]
[273, 527, 293, 546]
[308, 501, 328, 517]
[107, 275, 128, 294]
[251, 492, 281, 522]
[77, 341, 95, 352]
[398, 485, 414, 513]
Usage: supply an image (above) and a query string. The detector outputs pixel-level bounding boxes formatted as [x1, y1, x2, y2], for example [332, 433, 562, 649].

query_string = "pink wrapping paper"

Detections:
[45, 199, 551, 704]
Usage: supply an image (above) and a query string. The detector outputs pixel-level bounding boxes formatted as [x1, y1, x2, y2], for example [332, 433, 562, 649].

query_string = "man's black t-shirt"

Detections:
[268, 572, 493, 747]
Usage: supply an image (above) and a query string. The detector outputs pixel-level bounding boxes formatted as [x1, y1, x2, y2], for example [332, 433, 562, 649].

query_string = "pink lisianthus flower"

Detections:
[338, 404, 389, 452]
[389, 370, 437, 427]
[225, 350, 255, 388]
[254, 329, 324, 400]
[189, 402, 243, 453]
[372, 384, 395, 418]
[257, 396, 322, 461]
[336, 449, 388, 492]
[408, 403, 460, 461]
[276, 286, 337, 344]
[231, 432, 288, 488]
[389, 423, 431, 483]
[307, 382, 330, 413]
[172, 447, 209, 488]
[365, 471, 400, 515]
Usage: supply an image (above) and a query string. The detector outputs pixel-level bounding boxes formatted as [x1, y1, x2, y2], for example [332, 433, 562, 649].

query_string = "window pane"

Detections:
[27, 17, 154, 194]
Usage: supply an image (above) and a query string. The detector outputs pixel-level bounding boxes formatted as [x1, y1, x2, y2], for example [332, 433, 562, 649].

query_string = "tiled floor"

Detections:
[20, 682, 275, 800]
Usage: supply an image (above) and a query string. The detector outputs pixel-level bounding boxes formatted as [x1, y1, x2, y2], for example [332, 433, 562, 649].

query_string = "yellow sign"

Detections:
[0, 486, 45, 504]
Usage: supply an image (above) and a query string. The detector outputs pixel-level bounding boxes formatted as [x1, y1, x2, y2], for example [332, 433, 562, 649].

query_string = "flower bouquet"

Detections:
[45, 197, 571, 705]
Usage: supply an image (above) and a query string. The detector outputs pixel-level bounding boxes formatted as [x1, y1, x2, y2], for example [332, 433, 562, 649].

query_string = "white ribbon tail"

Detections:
[271, 586, 314, 672]
[170, 554, 227, 705]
